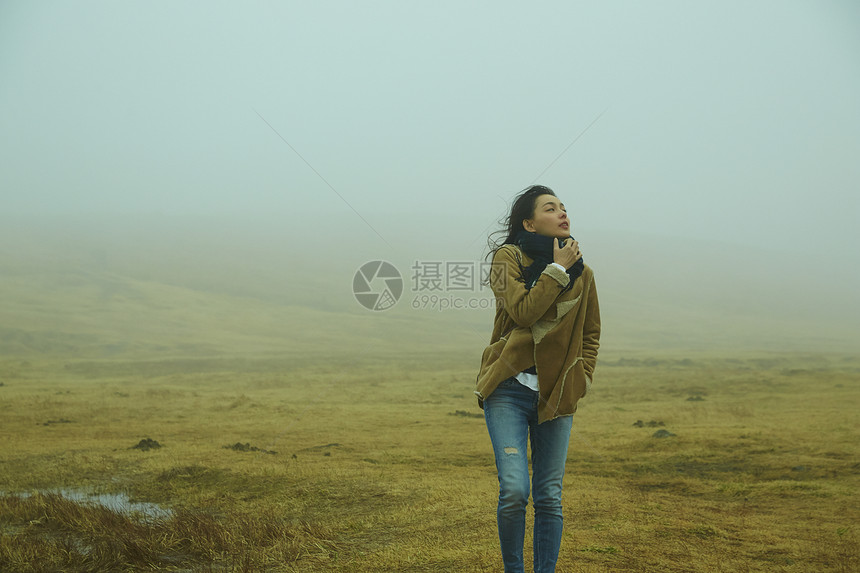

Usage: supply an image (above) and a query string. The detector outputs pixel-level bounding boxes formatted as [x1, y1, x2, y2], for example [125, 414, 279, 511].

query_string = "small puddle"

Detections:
[3, 489, 173, 521]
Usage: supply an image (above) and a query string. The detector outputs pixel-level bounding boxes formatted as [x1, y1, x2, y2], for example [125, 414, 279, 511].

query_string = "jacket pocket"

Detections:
[479, 337, 508, 372]
[571, 358, 588, 400]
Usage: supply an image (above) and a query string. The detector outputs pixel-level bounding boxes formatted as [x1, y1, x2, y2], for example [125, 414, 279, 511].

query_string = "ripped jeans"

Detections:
[484, 376, 573, 573]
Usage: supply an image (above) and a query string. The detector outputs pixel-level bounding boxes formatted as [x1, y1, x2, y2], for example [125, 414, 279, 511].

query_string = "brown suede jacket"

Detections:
[475, 243, 601, 423]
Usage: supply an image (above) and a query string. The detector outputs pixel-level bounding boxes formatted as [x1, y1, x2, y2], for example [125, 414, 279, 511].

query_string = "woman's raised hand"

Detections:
[553, 238, 582, 270]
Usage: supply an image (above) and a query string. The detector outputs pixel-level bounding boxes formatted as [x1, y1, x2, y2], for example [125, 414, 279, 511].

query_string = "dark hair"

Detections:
[480, 185, 557, 286]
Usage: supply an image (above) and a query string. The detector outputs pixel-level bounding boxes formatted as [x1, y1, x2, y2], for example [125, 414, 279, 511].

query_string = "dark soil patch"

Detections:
[223, 442, 276, 455]
[132, 438, 162, 451]
[449, 410, 484, 419]
[633, 420, 665, 427]
[41, 418, 73, 426]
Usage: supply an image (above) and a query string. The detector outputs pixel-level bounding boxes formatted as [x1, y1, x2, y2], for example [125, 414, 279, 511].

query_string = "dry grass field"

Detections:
[1, 223, 858, 571]
[1, 351, 857, 572]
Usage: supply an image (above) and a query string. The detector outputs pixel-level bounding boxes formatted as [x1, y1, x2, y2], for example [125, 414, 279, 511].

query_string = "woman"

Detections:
[475, 185, 601, 573]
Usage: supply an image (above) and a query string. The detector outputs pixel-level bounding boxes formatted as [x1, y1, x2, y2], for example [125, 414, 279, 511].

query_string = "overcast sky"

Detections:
[2, 1, 858, 270]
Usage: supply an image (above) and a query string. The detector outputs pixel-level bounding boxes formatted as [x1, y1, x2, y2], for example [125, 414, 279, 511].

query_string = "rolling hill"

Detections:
[1, 215, 857, 365]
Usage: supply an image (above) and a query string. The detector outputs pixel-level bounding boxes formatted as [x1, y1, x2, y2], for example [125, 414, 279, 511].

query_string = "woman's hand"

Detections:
[553, 238, 582, 270]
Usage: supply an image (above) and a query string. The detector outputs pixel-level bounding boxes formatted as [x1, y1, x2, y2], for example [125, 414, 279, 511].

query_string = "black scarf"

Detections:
[514, 229, 584, 294]
[515, 229, 584, 376]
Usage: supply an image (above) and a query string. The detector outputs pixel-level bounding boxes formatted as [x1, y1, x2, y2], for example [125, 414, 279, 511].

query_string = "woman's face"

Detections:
[522, 194, 570, 239]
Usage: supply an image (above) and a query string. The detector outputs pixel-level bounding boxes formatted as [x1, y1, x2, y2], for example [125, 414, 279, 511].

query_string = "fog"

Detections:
[2, 1, 859, 358]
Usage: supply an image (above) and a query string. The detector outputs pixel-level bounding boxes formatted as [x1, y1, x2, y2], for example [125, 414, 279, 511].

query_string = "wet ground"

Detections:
[3, 489, 173, 521]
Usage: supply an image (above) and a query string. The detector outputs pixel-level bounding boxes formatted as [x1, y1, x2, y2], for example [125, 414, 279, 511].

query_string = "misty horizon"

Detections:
[2, 1, 859, 358]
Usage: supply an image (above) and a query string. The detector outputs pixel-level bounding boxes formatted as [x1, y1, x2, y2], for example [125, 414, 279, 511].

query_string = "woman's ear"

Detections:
[522, 219, 535, 232]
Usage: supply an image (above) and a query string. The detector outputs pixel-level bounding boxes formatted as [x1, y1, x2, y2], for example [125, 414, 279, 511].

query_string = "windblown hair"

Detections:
[480, 184, 557, 287]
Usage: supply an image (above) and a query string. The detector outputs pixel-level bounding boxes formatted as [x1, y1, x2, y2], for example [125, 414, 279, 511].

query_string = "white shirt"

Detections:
[515, 262, 567, 392]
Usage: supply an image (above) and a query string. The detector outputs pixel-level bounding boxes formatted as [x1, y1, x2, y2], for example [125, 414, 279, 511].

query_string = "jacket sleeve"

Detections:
[581, 273, 601, 381]
[490, 245, 571, 328]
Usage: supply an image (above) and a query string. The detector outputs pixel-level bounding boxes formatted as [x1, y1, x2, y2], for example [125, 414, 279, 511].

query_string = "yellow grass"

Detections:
[1, 352, 858, 572]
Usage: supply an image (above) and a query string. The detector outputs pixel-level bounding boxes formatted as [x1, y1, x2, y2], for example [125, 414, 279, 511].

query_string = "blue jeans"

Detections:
[484, 376, 573, 573]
